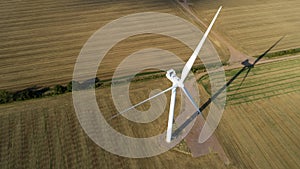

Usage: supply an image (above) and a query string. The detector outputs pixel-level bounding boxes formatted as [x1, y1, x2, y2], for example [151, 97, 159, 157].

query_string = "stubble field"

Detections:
[200, 57, 300, 168]
[0, 77, 229, 169]
[2, 0, 300, 91]
[190, 0, 300, 56]
[1, 56, 299, 169]
[1, 0, 300, 169]
[0, 0, 183, 91]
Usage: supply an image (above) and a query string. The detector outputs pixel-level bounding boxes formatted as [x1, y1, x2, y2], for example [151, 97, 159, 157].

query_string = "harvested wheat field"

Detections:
[1, 0, 300, 169]
[190, 0, 300, 56]
[218, 58, 300, 168]
[200, 57, 300, 168]
[0, 0, 229, 91]
[219, 93, 300, 169]
[1, 57, 299, 168]
[0, 0, 175, 91]
[0, 78, 229, 169]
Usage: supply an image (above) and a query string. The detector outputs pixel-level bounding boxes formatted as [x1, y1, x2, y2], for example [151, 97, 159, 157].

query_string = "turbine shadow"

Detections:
[172, 66, 247, 137]
[172, 36, 284, 138]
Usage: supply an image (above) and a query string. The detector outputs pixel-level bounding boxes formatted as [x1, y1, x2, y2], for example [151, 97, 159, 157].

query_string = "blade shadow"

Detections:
[172, 66, 247, 137]
[173, 36, 285, 138]
[234, 67, 251, 94]
[253, 36, 285, 65]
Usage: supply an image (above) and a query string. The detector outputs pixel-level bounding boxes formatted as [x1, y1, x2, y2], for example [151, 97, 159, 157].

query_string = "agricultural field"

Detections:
[0, 0, 229, 92]
[226, 58, 300, 104]
[0, 0, 181, 91]
[190, 0, 300, 56]
[1, 0, 300, 169]
[1, 56, 299, 169]
[200, 57, 300, 168]
[0, 78, 229, 169]
[219, 93, 300, 169]
[200, 57, 300, 104]
[1, 0, 299, 92]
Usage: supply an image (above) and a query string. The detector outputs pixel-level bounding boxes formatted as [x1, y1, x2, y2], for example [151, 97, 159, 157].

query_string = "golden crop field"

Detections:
[1, 0, 300, 169]
[0, 78, 229, 169]
[190, 0, 300, 56]
[1, 0, 229, 92]
[224, 58, 300, 168]
[200, 57, 300, 168]
[0, 0, 181, 91]
[1, 0, 299, 91]
[1, 56, 299, 169]
[219, 93, 300, 169]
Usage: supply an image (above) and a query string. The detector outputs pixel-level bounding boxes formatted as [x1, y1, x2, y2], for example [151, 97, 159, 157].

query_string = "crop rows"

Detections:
[227, 58, 300, 104]
[217, 93, 300, 168]
[0, 0, 180, 91]
[191, 0, 300, 56]
[0, 94, 127, 169]
[0, 83, 227, 169]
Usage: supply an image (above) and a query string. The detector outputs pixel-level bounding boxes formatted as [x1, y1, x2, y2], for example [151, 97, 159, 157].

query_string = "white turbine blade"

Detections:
[166, 87, 177, 142]
[181, 86, 200, 113]
[110, 86, 174, 120]
[180, 6, 222, 82]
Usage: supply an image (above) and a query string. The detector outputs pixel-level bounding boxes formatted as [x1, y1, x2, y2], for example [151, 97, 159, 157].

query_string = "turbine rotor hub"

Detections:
[166, 69, 184, 87]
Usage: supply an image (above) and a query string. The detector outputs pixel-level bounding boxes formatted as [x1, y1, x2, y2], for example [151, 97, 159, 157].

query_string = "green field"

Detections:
[227, 58, 300, 104]
[200, 57, 300, 104]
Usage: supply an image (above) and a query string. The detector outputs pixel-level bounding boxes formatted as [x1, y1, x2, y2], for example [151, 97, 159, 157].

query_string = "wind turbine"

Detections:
[172, 36, 285, 138]
[110, 6, 222, 143]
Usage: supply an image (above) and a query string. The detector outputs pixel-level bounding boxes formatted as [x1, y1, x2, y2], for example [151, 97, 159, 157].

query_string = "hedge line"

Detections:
[255, 48, 300, 58]
[0, 62, 217, 104]
[0, 78, 102, 104]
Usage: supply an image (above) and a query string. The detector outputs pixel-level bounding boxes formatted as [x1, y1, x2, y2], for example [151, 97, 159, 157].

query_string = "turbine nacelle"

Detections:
[166, 69, 184, 88]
